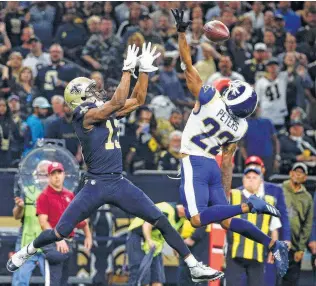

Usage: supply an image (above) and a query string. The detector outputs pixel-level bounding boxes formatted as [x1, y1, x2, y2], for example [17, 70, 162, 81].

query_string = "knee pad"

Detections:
[53, 229, 65, 241]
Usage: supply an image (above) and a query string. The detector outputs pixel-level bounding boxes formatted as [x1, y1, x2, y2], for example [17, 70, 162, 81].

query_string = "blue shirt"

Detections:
[159, 70, 186, 102]
[244, 117, 276, 158]
[24, 114, 44, 154]
[276, 9, 301, 34]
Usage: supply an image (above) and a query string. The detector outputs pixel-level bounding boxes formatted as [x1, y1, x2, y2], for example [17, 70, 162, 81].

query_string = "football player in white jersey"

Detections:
[172, 9, 289, 278]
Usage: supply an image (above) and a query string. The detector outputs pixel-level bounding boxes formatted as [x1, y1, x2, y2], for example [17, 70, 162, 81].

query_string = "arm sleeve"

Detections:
[298, 200, 314, 251]
[276, 187, 291, 241]
[310, 194, 316, 241]
[198, 85, 216, 105]
[73, 102, 97, 123]
[36, 193, 49, 215]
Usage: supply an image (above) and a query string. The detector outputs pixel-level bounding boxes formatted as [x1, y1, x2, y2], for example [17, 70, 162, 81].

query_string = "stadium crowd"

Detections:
[0, 1, 316, 175]
[0, 2, 315, 286]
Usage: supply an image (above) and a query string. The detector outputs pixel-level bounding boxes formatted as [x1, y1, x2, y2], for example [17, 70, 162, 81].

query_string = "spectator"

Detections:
[103, 1, 118, 29]
[127, 32, 145, 55]
[114, 1, 131, 25]
[158, 56, 189, 108]
[12, 26, 34, 58]
[186, 18, 208, 45]
[36, 44, 78, 102]
[86, 15, 101, 36]
[90, 71, 105, 92]
[228, 26, 252, 72]
[296, 8, 316, 62]
[116, 2, 141, 39]
[245, 2, 264, 30]
[29, 2, 56, 48]
[150, 94, 176, 121]
[283, 52, 313, 112]
[7, 94, 21, 126]
[36, 162, 92, 286]
[206, 56, 244, 85]
[24, 97, 50, 155]
[276, 1, 301, 34]
[23, 36, 51, 77]
[10, 66, 39, 120]
[158, 130, 182, 171]
[0, 97, 20, 167]
[157, 14, 173, 43]
[279, 120, 316, 173]
[150, 2, 174, 29]
[227, 167, 281, 286]
[4, 1, 26, 47]
[252, 10, 275, 44]
[281, 162, 313, 285]
[240, 106, 281, 178]
[263, 30, 283, 56]
[194, 42, 219, 83]
[219, 8, 237, 31]
[274, 14, 287, 53]
[44, 95, 64, 128]
[0, 22, 11, 62]
[2, 51, 23, 86]
[278, 34, 300, 66]
[308, 192, 316, 272]
[156, 109, 183, 148]
[127, 202, 186, 286]
[45, 103, 81, 161]
[11, 160, 50, 285]
[255, 58, 288, 129]
[125, 107, 161, 172]
[296, 1, 316, 26]
[205, 1, 227, 21]
[123, 13, 163, 46]
[82, 17, 122, 78]
[54, 8, 88, 61]
[241, 43, 267, 85]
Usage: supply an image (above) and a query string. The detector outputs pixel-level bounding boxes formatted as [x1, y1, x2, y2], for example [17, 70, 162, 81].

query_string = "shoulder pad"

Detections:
[199, 85, 216, 105]
[73, 102, 97, 122]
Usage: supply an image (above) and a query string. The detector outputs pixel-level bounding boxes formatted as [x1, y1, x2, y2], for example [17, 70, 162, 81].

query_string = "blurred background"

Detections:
[0, 1, 315, 285]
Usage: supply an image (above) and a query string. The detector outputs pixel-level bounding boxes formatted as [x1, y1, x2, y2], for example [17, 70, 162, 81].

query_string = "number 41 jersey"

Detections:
[73, 102, 123, 177]
[181, 86, 248, 159]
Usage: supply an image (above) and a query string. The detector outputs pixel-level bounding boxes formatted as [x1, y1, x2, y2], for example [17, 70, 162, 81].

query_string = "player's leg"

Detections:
[111, 177, 224, 282]
[207, 172, 289, 278]
[7, 180, 105, 272]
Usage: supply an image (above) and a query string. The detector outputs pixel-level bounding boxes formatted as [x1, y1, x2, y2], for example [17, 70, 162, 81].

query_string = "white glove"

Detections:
[122, 44, 139, 78]
[138, 42, 161, 73]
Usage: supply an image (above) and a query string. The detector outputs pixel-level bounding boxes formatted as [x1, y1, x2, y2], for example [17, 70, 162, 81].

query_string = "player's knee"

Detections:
[190, 215, 201, 228]
[54, 228, 67, 241]
[220, 218, 232, 230]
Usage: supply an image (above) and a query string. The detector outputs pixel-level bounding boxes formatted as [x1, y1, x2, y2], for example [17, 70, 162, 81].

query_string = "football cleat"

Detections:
[270, 241, 289, 277]
[189, 262, 224, 282]
[7, 244, 37, 272]
[247, 195, 281, 217]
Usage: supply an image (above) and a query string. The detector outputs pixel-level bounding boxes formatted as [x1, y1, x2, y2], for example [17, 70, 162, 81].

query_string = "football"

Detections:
[203, 20, 230, 43]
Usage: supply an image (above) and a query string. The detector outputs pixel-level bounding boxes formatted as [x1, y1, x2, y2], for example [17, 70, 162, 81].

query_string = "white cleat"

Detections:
[189, 262, 224, 282]
[7, 244, 37, 272]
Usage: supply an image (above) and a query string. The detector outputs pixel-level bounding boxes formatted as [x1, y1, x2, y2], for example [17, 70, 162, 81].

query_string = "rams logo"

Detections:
[70, 84, 82, 94]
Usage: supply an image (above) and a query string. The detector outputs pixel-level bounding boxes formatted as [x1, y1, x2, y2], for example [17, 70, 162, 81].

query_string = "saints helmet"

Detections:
[64, 77, 106, 111]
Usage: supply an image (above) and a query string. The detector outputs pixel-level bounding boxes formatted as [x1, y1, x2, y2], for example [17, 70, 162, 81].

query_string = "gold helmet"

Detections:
[64, 77, 106, 111]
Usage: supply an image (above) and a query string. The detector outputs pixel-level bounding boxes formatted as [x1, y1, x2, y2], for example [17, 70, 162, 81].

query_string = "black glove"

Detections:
[171, 9, 192, 33]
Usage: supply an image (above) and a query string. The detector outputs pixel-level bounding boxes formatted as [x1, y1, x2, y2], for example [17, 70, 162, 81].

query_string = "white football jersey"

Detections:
[181, 86, 248, 159]
[255, 72, 288, 125]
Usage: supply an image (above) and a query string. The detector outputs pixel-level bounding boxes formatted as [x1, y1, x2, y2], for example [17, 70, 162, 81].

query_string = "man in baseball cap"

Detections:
[242, 155, 291, 285]
[48, 162, 65, 175]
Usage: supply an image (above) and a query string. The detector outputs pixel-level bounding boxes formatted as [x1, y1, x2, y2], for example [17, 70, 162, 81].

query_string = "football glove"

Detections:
[171, 9, 192, 33]
[138, 42, 161, 73]
[122, 44, 139, 78]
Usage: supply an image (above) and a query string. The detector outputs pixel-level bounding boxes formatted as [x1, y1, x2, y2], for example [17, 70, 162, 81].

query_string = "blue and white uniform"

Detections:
[180, 86, 248, 218]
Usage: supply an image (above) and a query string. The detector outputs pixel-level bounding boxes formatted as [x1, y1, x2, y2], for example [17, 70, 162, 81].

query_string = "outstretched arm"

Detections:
[115, 72, 148, 117]
[172, 9, 203, 98]
[115, 42, 161, 118]
[83, 45, 139, 127]
[221, 143, 237, 198]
